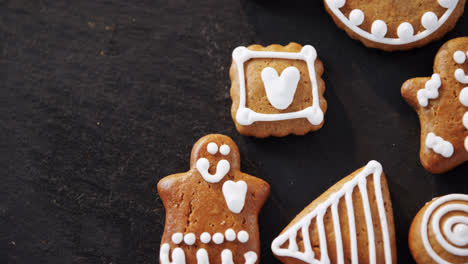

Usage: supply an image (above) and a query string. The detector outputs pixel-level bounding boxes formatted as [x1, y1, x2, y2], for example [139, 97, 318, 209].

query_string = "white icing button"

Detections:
[371, 20, 387, 38]
[397, 22, 414, 40]
[454, 50, 466, 64]
[225, 228, 236, 241]
[171, 233, 183, 244]
[184, 233, 196, 245]
[212, 233, 224, 244]
[219, 145, 230, 156]
[200, 232, 211, 244]
[421, 12, 438, 30]
[438, 0, 457, 9]
[349, 9, 364, 26]
[460, 88, 468, 106]
[207, 142, 218, 154]
[328, 0, 345, 8]
[238, 230, 249, 243]
[463, 112, 468, 129]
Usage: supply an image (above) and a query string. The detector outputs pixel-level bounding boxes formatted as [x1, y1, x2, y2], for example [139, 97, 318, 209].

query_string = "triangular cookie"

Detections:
[271, 161, 397, 264]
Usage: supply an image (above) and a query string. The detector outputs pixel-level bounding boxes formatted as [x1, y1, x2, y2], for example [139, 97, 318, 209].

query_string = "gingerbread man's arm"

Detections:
[157, 172, 186, 208]
[242, 173, 270, 212]
[401, 77, 432, 109]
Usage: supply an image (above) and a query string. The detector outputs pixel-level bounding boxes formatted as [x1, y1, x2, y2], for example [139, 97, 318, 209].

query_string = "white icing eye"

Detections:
[207, 142, 218, 154]
[438, 0, 457, 9]
[171, 233, 183, 244]
[328, 0, 345, 8]
[397, 22, 414, 40]
[460, 88, 468, 106]
[238, 230, 249, 243]
[225, 229, 236, 241]
[213, 233, 224, 244]
[454, 50, 466, 64]
[184, 233, 196, 245]
[200, 232, 211, 244]
[421, 12, 438, 30]
[349, 9, 364, 26]
[371, 20, 387, 38]
[219, 145, 230, 155]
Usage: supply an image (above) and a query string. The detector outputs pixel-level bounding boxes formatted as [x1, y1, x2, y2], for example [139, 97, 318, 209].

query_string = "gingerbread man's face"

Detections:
[402, 37, 468, 173]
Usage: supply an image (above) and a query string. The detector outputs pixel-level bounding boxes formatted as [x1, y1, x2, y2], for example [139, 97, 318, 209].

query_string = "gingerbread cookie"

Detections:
[408, 194, 468, 264]
[229, 43, 327, 137]
[324, 0, 466, 51]
[401, 37, 468, 173]
[271, 161, 397, 264]
[157, 134, 270, 264]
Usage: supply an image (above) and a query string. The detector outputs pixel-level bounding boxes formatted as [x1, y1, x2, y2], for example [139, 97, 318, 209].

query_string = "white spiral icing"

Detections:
[420, 194, 468, 264]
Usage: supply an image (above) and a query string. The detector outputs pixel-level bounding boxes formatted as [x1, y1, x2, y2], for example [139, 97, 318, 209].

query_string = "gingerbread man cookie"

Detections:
[229, 43, 327, 137]
[409, 194, 468, 264]
[157, 134, 270, 264]
[324, 0, 466, 51]
[271, 161, 397, 264]
[402, 37, 468, 173]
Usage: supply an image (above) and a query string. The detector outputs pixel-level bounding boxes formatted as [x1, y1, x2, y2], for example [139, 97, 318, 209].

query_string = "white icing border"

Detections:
[271, 160, 392, 264]
[325, 0, 459, 45]
[232, 45, 324, 126]
[420, 194, 468, 264]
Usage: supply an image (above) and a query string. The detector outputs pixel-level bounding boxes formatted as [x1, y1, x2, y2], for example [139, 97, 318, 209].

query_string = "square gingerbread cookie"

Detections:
[229, 43, 327, 137]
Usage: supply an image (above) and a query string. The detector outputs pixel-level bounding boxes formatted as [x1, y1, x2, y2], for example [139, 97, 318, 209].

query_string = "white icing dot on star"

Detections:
[213, 233, 224, 244]
[454, 50, 466, 64]
[421, 12, 438, 30]
[397, 22, 414, 40]
[184, 233, 196, 245]
[219, 145, 230, 156]
[225, 229, 236, 241]
[171, 233, 183, 244]
[238, 230, 249, 243]
[207, 142, 218, 154]
[200, 232, 211, 244]
[371, 20, 387, 38]
[349, 9, 364, 26]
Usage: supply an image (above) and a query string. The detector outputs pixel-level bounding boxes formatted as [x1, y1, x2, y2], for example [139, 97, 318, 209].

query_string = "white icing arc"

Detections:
[160, 243, 186, 264]
[261, 66, 300, 110]
[196, 158, 230, 183]
[271, 160, 392, 264]
[232, 45, 324, 126]
[426, 132, 454, 158]
[325, 0, 460, 45]
[420, 194, 468, 264]
[222, 180, 248, 213]
[417, 74, 441, 107]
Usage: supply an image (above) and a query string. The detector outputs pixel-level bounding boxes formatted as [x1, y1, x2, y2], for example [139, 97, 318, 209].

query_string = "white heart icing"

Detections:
[222, 180, 247, 213]
[261, 66, 300, 110]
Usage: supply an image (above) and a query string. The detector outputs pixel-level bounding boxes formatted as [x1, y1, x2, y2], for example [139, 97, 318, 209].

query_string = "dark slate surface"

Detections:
[1, 0, 467, 263]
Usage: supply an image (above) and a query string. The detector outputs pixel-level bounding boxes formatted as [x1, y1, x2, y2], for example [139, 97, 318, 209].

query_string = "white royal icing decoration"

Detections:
[425, 132, 454, 158]
[261, 66, 300, 110]
[349, 9, 364, 26]
[219, 145, 230, 156]
[225, 228, 236, 241]
[160, 243, 186, 264]
[183, 233, 196, 245]
[454, 51, 468, 153]
[454, 50, 466, 64]
[200, 232, 211, 244]
[196, 158, 230, 183]
[271, 160, 392, 264]
[420, 194, 468, 264]
[460, 87, 468, 107]
[325, 0, 460, 45]
[196, 249, 209, 264]
[213, 233, 224, 244]
[172, 233, 183, 244]
[244, 251, 258, 264]
[455, 68, 468, 84]
[221, 249, 234, 264]
[417, 74, 441, 107]
[232, 45, 324, 126]
[238, 230, 249, 243]
[222, 180, 248, 213]
[207, 142, 218, 154]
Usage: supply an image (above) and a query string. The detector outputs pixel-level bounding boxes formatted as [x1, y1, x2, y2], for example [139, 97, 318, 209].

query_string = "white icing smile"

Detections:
[325, 0, 459, 45]
[455, 68, 468, 84]
[222, 180, 248, 213]
[196, 158, 230, 183]
[261, 66, 300, 110]
[417, 74, 441, 107]
[425, 132, 454, 158]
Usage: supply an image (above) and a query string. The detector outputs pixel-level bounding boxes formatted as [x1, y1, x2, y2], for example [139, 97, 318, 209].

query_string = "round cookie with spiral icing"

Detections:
[324, 0, 466, 51]
[409, 194, 468, 264]
[401, 37, 468, 173]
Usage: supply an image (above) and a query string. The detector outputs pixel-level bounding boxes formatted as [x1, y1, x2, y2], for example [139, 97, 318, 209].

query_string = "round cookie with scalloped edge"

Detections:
[324, 0, 466, 51]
